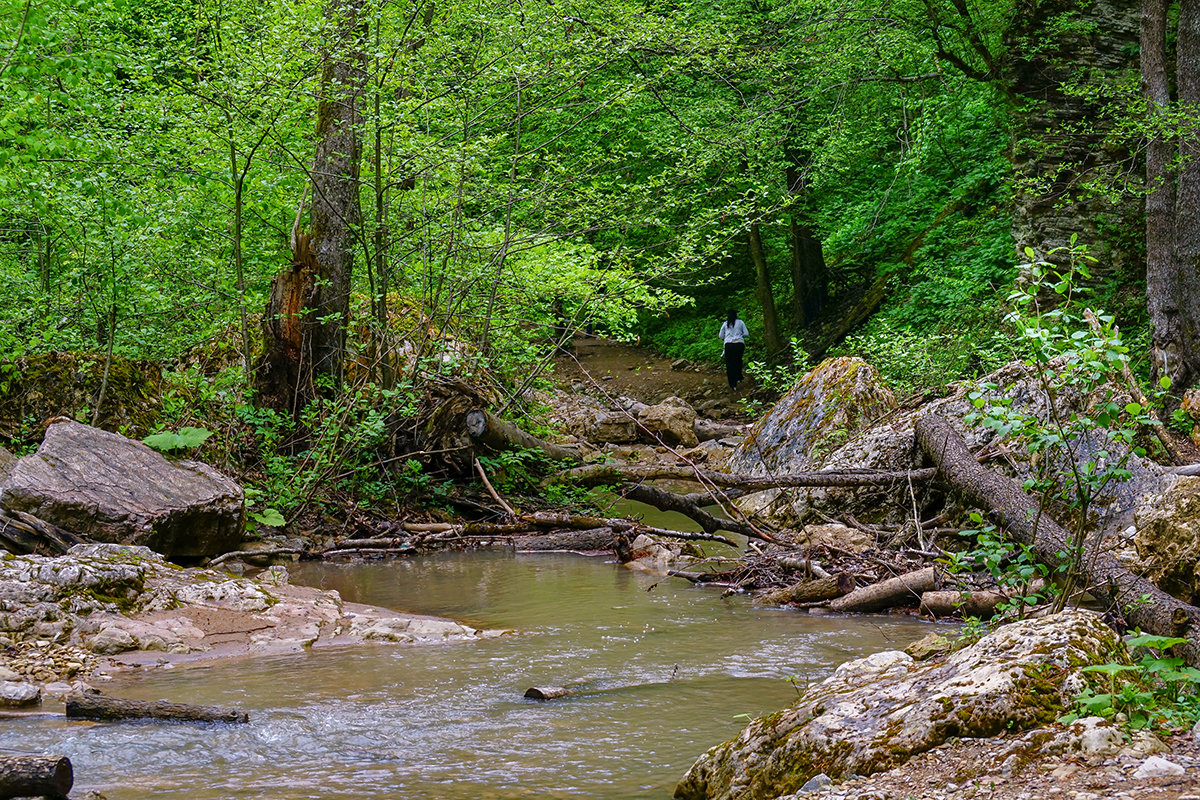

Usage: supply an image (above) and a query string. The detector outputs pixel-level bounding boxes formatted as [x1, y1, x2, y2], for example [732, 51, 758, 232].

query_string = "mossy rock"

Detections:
[0, 352, 164, 443]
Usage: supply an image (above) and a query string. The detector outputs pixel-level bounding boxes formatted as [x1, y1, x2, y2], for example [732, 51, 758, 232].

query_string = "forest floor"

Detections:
[550, 335, 753, 414]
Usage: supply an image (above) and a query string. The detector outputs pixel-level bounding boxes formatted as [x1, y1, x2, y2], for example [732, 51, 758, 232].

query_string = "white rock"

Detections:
[88, 626, 137, 655]
[1132, 756, 1185, 779]
[0, 666, 19, 681]
[1074, 716, 1123, 756]
[799, 773, 831, 793]
[0, 680, 40, 707]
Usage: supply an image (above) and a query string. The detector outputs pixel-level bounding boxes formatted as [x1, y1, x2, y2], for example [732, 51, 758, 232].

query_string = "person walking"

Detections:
[719, 309, 748, 390]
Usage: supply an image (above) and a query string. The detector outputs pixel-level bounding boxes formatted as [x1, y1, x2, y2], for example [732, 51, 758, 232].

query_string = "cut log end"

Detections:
[524, 686, 574, 700]
[0, 755, 73, 800]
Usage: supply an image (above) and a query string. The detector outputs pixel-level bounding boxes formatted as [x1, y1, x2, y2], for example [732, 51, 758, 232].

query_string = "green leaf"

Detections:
[250, 508, 286, 527]
[142, 426, 213, 452]
[1160, 376, 1173, 390]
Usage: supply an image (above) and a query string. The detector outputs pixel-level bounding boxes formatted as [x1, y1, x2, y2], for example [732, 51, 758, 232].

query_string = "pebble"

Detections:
[1131, 755, 1185, 779]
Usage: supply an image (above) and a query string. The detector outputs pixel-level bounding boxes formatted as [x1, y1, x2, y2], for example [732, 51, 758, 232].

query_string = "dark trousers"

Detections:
[723, 342, 745, 389]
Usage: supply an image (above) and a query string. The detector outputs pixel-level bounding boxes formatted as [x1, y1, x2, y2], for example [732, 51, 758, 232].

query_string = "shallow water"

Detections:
[6, 551, 936, 799]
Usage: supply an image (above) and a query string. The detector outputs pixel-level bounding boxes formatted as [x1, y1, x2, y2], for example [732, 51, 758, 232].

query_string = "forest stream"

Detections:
[7, 541, 933, 799]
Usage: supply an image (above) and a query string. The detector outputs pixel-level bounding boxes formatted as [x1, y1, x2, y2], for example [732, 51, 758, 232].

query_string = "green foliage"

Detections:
[142, 426, 213, 452]
[1066, 634, 1200, 731]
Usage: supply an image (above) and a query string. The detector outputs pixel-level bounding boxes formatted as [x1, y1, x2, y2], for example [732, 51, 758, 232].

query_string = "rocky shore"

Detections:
[0, 543, 489, 708]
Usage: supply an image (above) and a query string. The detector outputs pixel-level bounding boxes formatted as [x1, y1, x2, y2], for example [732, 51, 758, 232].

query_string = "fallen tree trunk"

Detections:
[550, 463, 936, 491]
[524, 686, 575, 700]
[919, 590, 1010, 620]
[756, 574, 855, 606]
[466, 409, 583, 464]
[915, 413, 1200, 666]
[513, 528, 616, 551]
[0, 510, 86, 556]
[0, 755, 72, 800]
[65, 693, 249, 724]
[618, 483, 772, 541]
[829, 567, 939, 613]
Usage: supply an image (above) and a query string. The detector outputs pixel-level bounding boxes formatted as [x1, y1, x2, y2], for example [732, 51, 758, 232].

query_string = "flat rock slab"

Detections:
[0, 420, 244, 557]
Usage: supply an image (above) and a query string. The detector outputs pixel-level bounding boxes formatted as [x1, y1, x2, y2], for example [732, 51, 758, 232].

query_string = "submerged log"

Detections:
[919, 590, 1009, 620]
[915, 413, 1200, 666]
[524, 686, 575, 700]
[512, 528, 616, 551]
[0, 755, 73, 800]
[828, 567, 939, 613]
[466, 409, 583, 464]
[756, 574, 855, 606]
[65, 693, 249, 724]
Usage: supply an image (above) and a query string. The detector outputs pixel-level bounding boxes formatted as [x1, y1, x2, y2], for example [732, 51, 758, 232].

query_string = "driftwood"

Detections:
[65, 693, 249, 724]
[915, 413, 1200, 666]
[524, 686, 575, 700]
[828, 567, 940, 613]
[0, 510, 86, 556]
[466, 409, 582, 464]
[551, 463, 937, 491]
[919, 590, 1010, 620]
[756, 574, 855, 606]
[513, 527, 615, 551]
[618, 483, 772, 542]
[0, 755, 73, 800]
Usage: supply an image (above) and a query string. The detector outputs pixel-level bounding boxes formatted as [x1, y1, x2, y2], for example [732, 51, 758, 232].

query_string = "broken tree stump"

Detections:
[0, 755, 73, 800]
[756, 574, 856, 606]
[829, 567, 939, 613]
[65, 693, 249, 724]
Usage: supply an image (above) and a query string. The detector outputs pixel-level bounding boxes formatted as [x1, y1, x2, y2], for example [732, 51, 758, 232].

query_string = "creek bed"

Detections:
[6, 551, 936, 799]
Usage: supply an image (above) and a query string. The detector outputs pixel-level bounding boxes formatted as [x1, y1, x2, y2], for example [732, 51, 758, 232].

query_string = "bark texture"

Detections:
[0, 755, 72, 800]
[256, 0, 366, 411]
[65, 692, 250, 724]
[466, 409, 583, 464]
[915, 413, 1200, 666]
[828, 567, 940, 613]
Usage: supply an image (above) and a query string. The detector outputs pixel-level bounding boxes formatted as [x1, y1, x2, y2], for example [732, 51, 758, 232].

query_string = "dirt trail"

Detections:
[551, 336, 750, 418]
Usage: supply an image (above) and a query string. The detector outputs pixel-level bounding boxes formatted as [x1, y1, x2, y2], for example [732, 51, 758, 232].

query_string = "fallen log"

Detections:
[619, 483, 772, 542]
[513, 528, 616, 551]
[0, 510, 86, 556]
[466, 409, 583, 464]
[65, 693, 249, 724]
[756, 574, 856, 606]
[550, 463, 937, 491]
[915, 413, 1200, 666]
[0, 755, 73, 800]
[828, 567, 939, 613]
[524, 686, 575, 700]
[919, 590, 1010, 620]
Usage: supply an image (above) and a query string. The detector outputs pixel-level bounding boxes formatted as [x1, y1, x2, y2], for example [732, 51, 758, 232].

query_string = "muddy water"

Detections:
[8, 552, 936, 799]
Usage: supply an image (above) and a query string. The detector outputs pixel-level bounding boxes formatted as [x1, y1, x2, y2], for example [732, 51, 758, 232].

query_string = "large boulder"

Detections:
[675, 610, 1121, 800]
[729, 357, 896, 476]
[638, 396, 699, 447]
[1131, 475, 1200, 603]
[0, 420, 244, 557]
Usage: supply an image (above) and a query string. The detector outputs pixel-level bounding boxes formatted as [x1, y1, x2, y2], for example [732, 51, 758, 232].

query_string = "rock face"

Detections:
[729, 357, 895, 476]
[0, 419, 245, 557]
[674, 611, 1120, 800]
[1132, 476, 1200, 602]
[0, 544, 484, 682]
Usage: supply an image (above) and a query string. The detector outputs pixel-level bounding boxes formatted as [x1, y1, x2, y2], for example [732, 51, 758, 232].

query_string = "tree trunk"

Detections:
[466, 409, 583, 464]
[65, 692, 250, 724]
[919, 589, 1010, 620]
[0, 755, 72, 800]
[748, 222, 784, 353]
[757, 574, 855, 606]
[828, 567, 940, 613]
[789, 216, 827, 329]
[511, 527, 616, 551]
[1144, 0, 1200, 397]
[915, 413, 1200, 666]
[256, 0, 365, 411]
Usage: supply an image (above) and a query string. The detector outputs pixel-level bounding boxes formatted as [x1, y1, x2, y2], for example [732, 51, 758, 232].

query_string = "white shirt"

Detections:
[719, 319, 748, 344]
